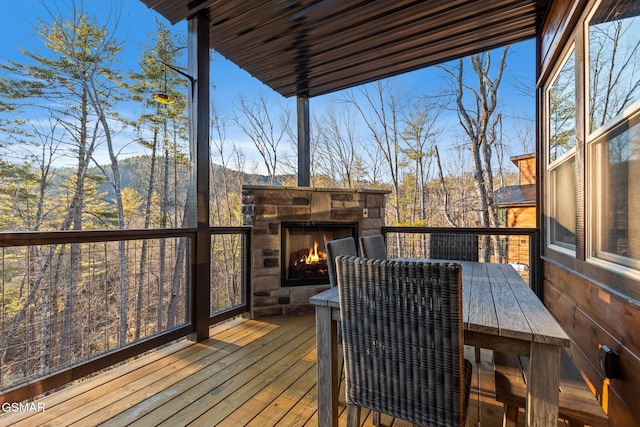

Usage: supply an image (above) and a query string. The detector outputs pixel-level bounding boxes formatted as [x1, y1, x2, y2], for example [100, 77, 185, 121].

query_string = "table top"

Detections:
[310, 260, 570, 348]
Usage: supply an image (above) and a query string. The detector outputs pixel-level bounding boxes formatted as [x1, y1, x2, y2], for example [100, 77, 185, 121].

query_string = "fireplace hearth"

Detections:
[281, 222, 358, 287]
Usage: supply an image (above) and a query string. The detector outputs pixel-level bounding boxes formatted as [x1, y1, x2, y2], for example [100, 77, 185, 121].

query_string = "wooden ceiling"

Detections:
[139, 0, 549, 98]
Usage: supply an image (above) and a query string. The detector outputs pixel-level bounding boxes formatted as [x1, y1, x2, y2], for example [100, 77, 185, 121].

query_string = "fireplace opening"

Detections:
[281, 222, 358, 287]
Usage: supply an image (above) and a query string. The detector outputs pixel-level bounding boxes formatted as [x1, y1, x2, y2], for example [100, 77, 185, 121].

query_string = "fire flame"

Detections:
[300, 237, 328, 265]
[307, 241, 322, 264]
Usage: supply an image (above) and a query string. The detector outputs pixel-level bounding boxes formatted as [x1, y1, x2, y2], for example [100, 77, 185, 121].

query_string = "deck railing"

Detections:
[0, 227, 250, 403]
[0, 225, 536, 403]
[382, 226, 541, 294]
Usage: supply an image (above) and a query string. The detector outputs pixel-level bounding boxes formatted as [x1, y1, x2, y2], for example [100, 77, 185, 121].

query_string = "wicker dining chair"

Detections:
[429, 233, 479, 262]
[430, 233, 481, 362]
[336, 256, 472, 427]
[324, 237, 358, 402]
[325, 237, 358, 287]
[359, 234, 387, 260]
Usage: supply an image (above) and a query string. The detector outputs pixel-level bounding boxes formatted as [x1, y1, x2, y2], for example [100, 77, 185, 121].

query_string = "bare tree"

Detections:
[234, 94, 291, 184]
[342, 81, 407, 223]
[210, 99, 246, 308]
[440, 49, 509, 261]
[314, 105, 363, 188]
[401, 98, 443, 225]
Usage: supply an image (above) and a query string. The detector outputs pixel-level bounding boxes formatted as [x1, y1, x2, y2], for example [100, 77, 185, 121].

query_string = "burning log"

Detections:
[289, 245, 328, 279]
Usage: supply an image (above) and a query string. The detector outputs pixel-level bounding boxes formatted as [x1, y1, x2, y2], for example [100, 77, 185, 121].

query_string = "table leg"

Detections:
[526, 343, 561, 427]
[316, 305, 338, 427]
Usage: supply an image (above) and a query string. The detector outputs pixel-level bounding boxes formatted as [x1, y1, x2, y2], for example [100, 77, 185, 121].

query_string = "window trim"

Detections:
[545, 44, 578, 256]
[547, 152, 578, 254]
[584, 0, 640, 137]
[584, 0, 640, 275]
[587, 106, 640, 273]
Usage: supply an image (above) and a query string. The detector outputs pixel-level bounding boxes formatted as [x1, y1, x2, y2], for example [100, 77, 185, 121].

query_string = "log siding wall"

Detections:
[539, 0, 640, 424]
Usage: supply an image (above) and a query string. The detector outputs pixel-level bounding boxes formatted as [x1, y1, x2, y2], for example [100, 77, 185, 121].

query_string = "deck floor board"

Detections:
[1, 315, 544, 427]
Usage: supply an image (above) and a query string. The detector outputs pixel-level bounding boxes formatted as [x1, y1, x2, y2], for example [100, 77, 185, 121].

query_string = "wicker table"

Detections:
[310, 260, 570, 427]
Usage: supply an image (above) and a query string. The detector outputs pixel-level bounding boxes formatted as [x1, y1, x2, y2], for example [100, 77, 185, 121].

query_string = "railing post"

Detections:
[188, 13, 211, 342]
[530, 230, 543, 298]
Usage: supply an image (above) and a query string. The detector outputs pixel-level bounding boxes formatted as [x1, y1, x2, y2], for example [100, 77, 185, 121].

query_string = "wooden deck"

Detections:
[0, 315, 549, 426]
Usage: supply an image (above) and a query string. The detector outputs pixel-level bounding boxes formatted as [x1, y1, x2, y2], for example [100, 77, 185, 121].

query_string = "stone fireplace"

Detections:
[242, 185, 389, 318]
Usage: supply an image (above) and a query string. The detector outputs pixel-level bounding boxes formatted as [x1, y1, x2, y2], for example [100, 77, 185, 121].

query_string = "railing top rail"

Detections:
[0, 226, 252, 247]
[209, 226, 252, 234]
[382, 226, 538, 236]
[0, 228, 197, 247]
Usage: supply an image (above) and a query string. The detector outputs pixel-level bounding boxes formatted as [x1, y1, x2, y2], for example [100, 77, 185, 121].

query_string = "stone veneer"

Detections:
[242, 185, 389, 318]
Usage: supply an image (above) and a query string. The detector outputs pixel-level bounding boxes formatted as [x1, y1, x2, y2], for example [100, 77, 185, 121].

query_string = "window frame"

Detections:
[587, 102, 640, 275]
[584, 0, 640, 276]
[545, 44, 578, 256]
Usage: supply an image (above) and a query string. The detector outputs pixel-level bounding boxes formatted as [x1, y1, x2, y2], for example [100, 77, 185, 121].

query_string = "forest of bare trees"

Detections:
[0, 0, 534, 392]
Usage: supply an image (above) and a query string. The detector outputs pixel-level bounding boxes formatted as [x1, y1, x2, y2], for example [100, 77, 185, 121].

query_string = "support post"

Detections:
[297, 94, 310, 187]
[188, 13, 211, 342]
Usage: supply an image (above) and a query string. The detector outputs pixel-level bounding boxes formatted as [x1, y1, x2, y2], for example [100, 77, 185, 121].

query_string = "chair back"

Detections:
[336, 256, 470, 426]
[359, 235, 387, 260]
[430, 233, 479, 261]
[324, 237, 357, 287]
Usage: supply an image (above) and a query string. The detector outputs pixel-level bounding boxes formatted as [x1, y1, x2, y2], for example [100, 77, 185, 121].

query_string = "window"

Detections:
[591, 109, 640, 267]
[588, 0, 640, 269]
[550, 156, 577, 249]
[547, 49, 577, 251]
[549, 51, 577, 163]
[497, 207, 507, 227]
[588, 0, 640, 133]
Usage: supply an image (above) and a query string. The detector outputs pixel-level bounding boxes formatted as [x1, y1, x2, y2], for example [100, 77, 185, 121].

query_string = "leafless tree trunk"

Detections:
[234, 94, 291, 184]
[133, 127, 158, 339]
[166, 194, 189, 329]
[27, 119, 62, 374]
[314, 105, 362, 188]
[210, 100, 245, 307]
[401, 99, 443, 223]
[434, 145, 458, 227]
[441, 49, 509, 261]
[342, 81, 407, 252]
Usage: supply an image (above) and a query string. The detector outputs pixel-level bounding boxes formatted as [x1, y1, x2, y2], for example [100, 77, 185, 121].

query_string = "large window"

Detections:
[591, 109, 640, 267]
[547, 49, 577, 251]
[588, 0, 640, 270]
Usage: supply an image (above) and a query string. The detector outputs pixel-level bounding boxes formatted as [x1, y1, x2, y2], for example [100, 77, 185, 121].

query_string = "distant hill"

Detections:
[52, 155, 277, 203]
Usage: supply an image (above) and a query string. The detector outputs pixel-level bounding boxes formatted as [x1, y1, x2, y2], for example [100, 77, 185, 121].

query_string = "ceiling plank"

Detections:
[139, 0, 549, 97]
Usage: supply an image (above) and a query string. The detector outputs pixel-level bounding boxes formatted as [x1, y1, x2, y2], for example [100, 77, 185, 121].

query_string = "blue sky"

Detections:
[2, 0, 536, 175]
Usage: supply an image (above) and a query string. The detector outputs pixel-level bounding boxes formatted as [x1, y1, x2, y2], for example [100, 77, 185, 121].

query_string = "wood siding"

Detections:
[505, 207, 535, 265]
[539, 0, 586, 79]
[518, 157, 537, 185]
[543, 262, 640, 426]
[508, 206, 536, 228]
[540, 0, 640, 425]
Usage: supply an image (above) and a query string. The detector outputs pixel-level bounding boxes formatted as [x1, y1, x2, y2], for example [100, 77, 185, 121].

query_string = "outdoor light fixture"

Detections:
[151, 92, 176, 104]
[150, 58, 194, 104]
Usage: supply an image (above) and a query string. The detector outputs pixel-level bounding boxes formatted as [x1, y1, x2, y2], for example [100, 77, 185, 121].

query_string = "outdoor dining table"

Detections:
[310, 260, 571, 427]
